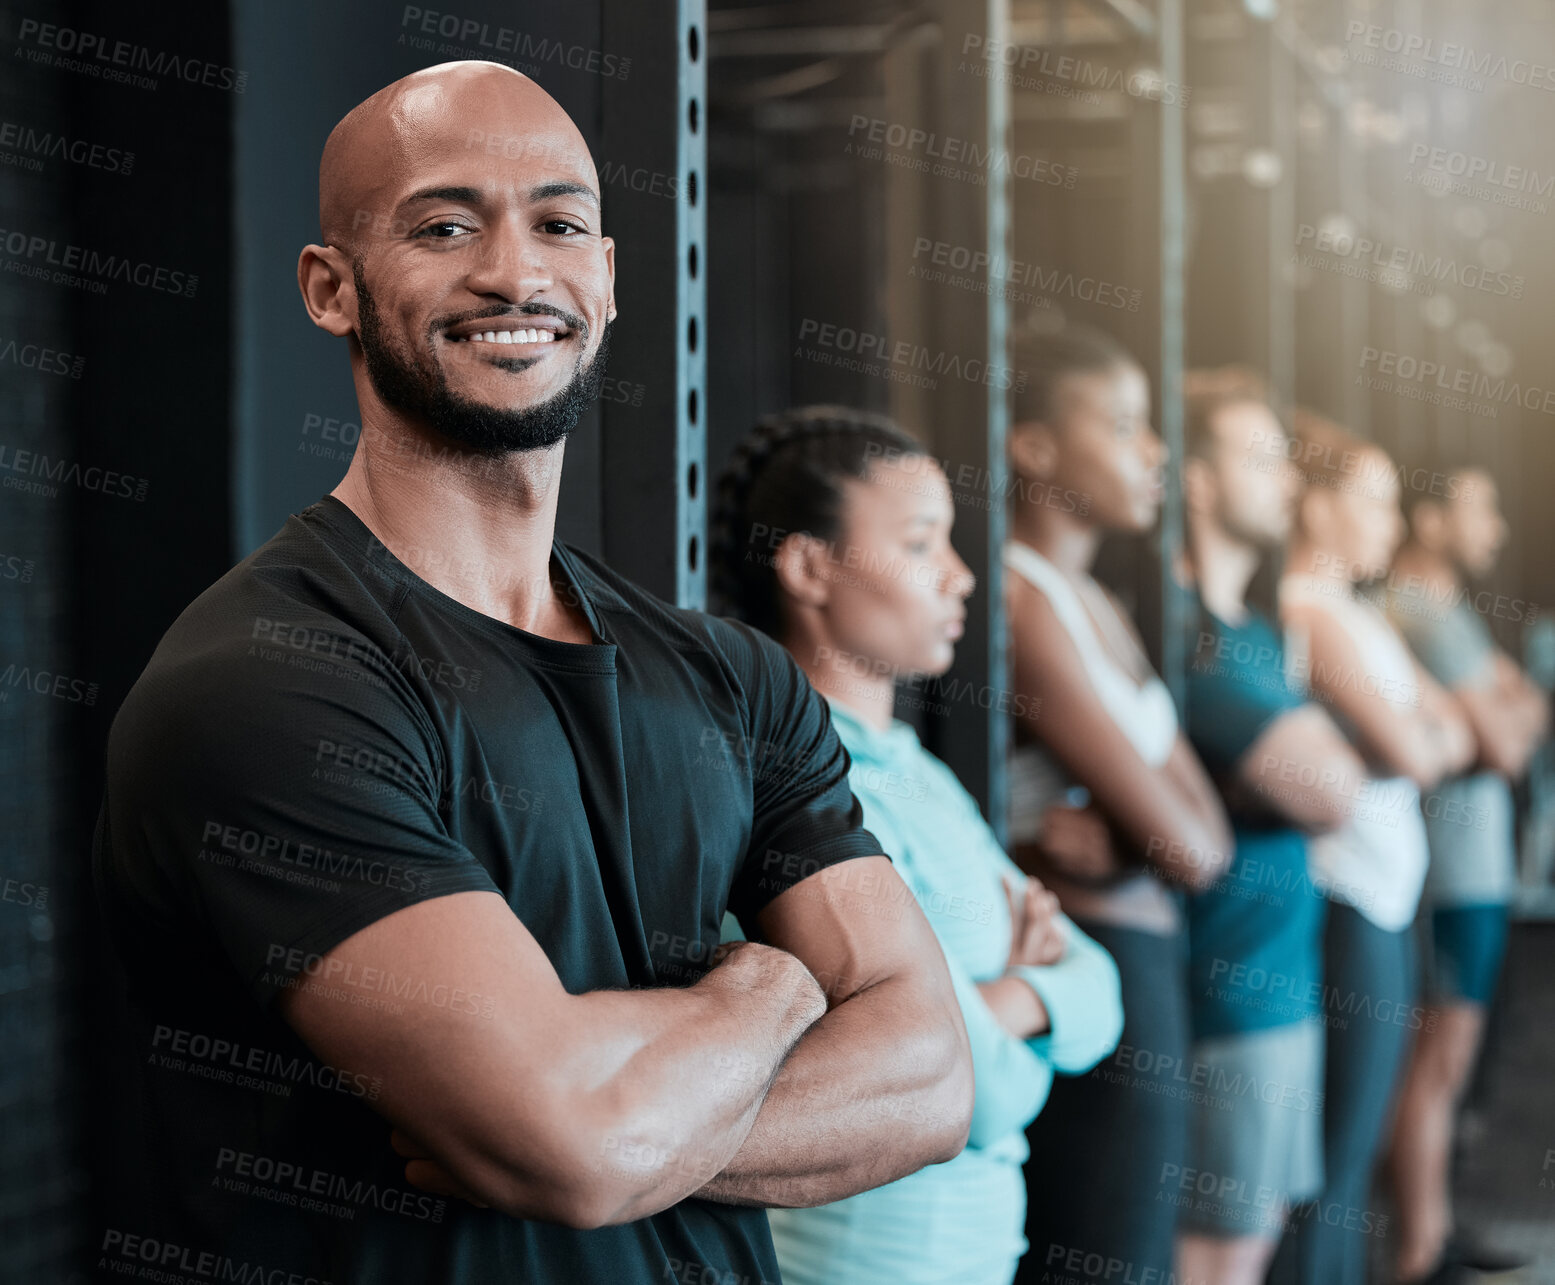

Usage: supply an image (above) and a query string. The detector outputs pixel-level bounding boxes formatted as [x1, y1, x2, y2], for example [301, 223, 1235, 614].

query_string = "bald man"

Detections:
[93, 62, 971, 1285]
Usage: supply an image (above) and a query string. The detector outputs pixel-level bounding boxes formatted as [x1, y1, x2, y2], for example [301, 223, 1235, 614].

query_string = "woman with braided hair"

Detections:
[711, 405, 1124, 1285]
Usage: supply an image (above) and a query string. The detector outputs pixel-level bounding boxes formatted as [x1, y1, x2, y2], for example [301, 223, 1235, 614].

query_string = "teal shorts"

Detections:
[1425, 903, 1510, 1006]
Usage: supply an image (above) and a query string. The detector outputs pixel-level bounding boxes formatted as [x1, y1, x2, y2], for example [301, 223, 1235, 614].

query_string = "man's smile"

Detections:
[449, 327, 562, 347]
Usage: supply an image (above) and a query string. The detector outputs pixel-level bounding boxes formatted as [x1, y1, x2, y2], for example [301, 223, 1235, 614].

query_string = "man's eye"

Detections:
[417, 222, 472, 239]
[544, 220, 583, 235]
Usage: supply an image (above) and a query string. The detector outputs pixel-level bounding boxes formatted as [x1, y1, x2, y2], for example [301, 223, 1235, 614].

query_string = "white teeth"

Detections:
[456, 326, 561, 343]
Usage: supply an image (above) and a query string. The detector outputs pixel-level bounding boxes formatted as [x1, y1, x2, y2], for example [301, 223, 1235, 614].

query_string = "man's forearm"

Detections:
[691, 973, 970, 1209]
[565, 943, 827, 1223]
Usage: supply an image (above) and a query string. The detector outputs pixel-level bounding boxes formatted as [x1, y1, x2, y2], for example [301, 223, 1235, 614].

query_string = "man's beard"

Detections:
[354, 260, 611, 457]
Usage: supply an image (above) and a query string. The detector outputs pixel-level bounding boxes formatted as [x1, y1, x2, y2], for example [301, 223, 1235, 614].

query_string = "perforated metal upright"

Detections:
[599, 2, 709, 608]
[919, 0, 1015, 843]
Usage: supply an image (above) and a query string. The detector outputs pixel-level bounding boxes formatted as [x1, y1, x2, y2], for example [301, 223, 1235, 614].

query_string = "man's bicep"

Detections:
[751, 856, 945, 1006]
[275, 889, 586, 1210]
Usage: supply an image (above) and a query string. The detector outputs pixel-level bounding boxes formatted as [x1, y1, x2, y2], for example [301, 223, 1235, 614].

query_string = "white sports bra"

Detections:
[1278, 575, 1430, 931]
[1003, 540, 1179, 826]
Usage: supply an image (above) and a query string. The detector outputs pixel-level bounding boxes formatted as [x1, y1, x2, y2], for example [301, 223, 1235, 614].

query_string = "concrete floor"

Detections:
[1445, 921, 1555, 1283]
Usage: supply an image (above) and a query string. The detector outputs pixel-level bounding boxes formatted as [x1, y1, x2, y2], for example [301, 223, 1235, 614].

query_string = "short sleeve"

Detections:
[100, 623, 501, 1012]
[1184, 612, 1305, 779]
[711, 621, 887, 926]
[1394, 601, 1495, 690]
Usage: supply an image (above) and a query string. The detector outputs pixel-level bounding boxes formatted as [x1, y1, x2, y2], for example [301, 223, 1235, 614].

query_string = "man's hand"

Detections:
[692, 856, 973, 1209]
[391, 1130, 489, 1207]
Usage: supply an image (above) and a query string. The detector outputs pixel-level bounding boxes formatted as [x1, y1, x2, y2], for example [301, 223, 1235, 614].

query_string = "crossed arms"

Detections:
[277, 855, 974, 1229]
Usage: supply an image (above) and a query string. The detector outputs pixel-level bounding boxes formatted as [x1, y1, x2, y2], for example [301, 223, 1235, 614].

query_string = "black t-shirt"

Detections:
[92, 494, 885, 1285]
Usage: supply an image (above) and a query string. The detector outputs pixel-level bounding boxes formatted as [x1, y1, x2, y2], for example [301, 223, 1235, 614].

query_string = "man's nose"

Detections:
[464, 224, 554, 300]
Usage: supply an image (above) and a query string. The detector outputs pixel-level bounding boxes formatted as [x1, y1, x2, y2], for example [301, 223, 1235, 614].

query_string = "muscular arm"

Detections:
[1238, 703, 1370, 835]
[1457, 652, 1551, 777]
[1286, 603, 1466, 789]
[1414, 660, 1478, 776]
[277, 889, 828, 1229]
[1008, 579, 1232, 889]
[693, 856, 975, 1209]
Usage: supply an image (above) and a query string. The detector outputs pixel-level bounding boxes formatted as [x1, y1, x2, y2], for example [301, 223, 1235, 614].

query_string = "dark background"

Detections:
[3, 1, 1553, 1279]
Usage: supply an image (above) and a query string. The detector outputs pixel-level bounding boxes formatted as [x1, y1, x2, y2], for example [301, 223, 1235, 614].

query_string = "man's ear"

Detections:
[601, 235, 617, 324]
[1009, 421, 1058, 483]
[772, 532, 833, 611]
[298, 244, 357, 338]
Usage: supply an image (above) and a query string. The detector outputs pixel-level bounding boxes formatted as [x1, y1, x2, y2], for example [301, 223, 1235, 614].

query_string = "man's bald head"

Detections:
[298, 60, 616, 457]
[318, 61, 598, 256]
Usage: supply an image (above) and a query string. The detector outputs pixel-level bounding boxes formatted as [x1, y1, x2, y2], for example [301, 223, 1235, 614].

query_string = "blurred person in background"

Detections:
[708, 406, 1124, 1285]
[1383, 467, 1549, 1284]
[1173, 370, 1370, 1285]
[1271, 412, 1475, 1285]
[1002, 329, 1232, 1284]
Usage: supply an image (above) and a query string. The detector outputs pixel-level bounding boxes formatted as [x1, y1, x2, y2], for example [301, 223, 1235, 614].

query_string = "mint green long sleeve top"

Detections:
[726, 699, 1124, 1285]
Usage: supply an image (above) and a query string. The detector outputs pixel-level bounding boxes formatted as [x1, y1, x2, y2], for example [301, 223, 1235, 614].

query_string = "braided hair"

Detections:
[709, 405, 928, 637]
